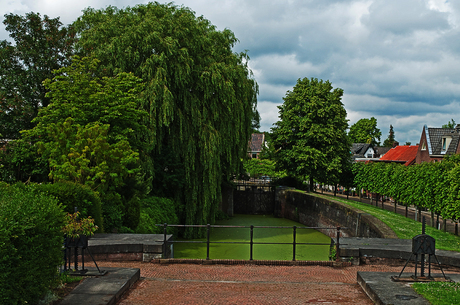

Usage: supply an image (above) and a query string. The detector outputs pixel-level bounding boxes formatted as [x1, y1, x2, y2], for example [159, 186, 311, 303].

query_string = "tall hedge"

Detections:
[37, 181, 103, 231]
[0, 183, 65, 304]
[136, 196, 179, 235]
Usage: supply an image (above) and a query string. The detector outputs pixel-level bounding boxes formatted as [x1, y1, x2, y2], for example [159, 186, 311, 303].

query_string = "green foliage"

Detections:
[353, 157, 460, 222]
[136, 196, 179, 235]
[413, 282, 460, 305]
[0, 137, 49, 183]
[348, 117, 381, 146]
[37, 117, 140, 193]
[442, 119, 456, 129]
[271, 77, 351, 187]
[74, 3, 258, 237]
[100, 192, 124, 233]
[243, 158, 284, 178]
[0, 12, 75, 139]
[36, 181, 103, 231]
[382, 124, 396, 147]
[63, 212, 98, 238]
[0, 183, 65, 304]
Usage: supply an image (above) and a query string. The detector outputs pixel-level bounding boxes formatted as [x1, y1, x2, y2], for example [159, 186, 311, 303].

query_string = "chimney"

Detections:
[393, 141, 399, 148]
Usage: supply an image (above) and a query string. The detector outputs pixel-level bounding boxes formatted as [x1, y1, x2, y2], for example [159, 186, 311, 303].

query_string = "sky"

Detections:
[1, 0, 460, 145]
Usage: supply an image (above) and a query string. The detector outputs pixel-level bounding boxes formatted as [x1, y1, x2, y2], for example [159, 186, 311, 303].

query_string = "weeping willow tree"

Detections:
[73, 2, 258, 237]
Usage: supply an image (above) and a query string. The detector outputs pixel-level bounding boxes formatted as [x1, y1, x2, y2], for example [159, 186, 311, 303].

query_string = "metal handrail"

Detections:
[156, 224, 345, 261]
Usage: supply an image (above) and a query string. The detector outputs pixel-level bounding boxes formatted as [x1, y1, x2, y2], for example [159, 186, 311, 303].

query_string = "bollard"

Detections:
[292, 226, 297, 261]
[250, 225, 254, 260]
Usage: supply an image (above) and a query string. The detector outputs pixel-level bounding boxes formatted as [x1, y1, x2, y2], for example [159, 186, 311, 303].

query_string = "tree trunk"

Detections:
[430, 211, 435, 227]
[394, 201, 397, 213]
[405, 205, 408, 218]
[443, 219, 447, 232]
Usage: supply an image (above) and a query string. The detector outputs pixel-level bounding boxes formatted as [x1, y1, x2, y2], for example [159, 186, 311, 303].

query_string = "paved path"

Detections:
[82, 261, 458, 304]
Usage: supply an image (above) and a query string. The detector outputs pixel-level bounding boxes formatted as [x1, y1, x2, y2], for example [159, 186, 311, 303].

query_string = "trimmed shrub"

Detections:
[0, 183, 65, 304]
[100, 192, 124, 232]
[122, 196, 140, 231]
[136, 196, 179, 235]
[37, 181, 103, 231]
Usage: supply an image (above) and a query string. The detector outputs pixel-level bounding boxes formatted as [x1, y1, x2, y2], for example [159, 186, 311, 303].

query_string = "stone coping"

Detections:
[59, 267, 140, 305]
[340, 237, 460, 268]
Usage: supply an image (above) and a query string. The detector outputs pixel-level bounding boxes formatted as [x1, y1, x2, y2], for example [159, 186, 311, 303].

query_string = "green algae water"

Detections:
[173, 214, 331, 261]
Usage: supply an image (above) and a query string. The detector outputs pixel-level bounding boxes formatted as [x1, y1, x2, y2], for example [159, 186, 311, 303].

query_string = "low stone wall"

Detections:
[86, 233, 173, 262]
[275, 189, 397, 239]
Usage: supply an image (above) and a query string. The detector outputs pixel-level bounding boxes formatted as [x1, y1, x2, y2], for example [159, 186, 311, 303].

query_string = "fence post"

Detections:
[250, 225, 254, 260]
[336, 227, 341, 262]
[292, 226, 297, 261]
[163, 223, 168, 258]
[206, 224, 211, 260]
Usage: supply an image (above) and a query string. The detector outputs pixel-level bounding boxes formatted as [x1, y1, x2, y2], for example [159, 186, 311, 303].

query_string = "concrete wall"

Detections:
[274, 189, 397, 239]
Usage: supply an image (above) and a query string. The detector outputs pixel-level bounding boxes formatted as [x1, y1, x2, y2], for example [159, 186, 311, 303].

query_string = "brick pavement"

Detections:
[85, 261, 437, 305]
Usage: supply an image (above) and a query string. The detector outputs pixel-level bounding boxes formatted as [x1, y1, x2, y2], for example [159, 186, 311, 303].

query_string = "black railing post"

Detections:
[336, 227, 341, 261]
[250, 225, 254, 260]
[163, 223, 167, 258]
[206, 224, 211, 260]
[293, 226, 297, 261]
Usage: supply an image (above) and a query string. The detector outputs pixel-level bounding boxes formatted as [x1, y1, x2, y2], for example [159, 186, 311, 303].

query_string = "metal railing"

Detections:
[156, 224, 344, 261]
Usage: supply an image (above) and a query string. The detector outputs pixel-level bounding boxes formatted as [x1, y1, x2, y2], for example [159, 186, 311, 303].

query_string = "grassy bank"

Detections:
[314, 193, 460, 252]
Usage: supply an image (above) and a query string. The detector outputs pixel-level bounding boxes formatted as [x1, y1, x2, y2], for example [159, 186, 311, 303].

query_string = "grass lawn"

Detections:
[314, 193, 460, 252]
[412, 282, 460, 305]
[173, 214, 331, 261]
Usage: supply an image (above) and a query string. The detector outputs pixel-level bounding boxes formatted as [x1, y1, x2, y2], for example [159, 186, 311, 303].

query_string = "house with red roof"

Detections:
[248, 133, 266, 159]
[378, 145, 419, 166]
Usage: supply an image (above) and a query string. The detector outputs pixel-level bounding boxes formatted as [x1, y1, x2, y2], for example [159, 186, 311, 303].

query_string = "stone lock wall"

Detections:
[274, 189, 397, 239]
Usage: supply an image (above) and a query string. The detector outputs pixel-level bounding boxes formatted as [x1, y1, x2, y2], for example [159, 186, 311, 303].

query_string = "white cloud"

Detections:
[2, 0, 460, 146]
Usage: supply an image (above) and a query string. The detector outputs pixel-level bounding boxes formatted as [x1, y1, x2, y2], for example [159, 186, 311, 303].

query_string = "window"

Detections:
[441, 137, 452, 152]
[252, 153, 258, 159]
[421, 141, 426, 151]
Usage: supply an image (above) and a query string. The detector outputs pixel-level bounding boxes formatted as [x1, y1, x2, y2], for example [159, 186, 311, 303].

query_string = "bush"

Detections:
[0, 183, 65, 304]
[122, 196, 140, 231]
[100, 192, 124, 232]
[37, 181, 103, 232]
[136, 196, 179, 235]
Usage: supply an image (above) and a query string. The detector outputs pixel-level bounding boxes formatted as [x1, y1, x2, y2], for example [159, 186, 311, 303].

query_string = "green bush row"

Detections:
[353, 155, 460, 221]
[0, 183, 65, 305]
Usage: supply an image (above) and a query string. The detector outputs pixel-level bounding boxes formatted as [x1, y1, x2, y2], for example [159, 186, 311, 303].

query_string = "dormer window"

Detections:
[421, 141, 426, 151]
[442, 137, 452, 152]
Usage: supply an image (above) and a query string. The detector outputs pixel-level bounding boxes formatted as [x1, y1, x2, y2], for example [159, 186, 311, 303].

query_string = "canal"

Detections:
[173, 214, 331, 261]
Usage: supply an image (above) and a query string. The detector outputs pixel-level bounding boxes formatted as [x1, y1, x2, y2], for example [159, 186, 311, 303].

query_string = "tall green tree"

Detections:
[0, 12, 75, 140]
[348, 117, 381, 146]
[271, 77, 350, 189]
[383, 124, 396, 147]
[73, 3, 258, 237]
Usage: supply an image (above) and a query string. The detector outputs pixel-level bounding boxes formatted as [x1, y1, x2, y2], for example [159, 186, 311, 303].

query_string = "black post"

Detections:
[206, 224, 210, 260]
[250, 225, 254, 260]
[293, 226, 297, 261]
[421, 217, 426, 277]
[336, 227, 341, 261]
[163, 223, 167, 258]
